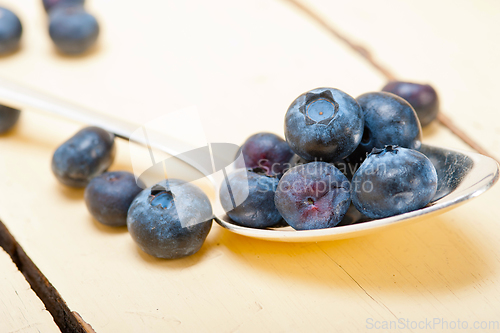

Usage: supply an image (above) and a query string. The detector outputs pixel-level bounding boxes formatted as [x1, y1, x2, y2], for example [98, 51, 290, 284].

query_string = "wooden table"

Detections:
[1, 0, 499, 332]
[0, 248, 59, 332]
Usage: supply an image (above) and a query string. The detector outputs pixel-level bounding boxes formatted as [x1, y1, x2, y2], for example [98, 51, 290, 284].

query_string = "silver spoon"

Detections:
[0, 77, 218, 185]
[215, 144, 499, 242]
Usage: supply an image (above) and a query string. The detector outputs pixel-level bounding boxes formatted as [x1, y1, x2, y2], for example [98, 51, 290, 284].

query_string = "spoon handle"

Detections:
[0, 77, 137, 140]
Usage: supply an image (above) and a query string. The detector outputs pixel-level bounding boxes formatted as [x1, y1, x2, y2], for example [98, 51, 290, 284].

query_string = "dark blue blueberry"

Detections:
[235, 132, 294, 176]
[127, 179, 213, 259]
[351, 146, 438, 219]
[42, 0, 85, 13]
[382, 81, 439, 127]
[52, 126, 115, 188]
[0, 105, 20, 133]
[0, 7, 22, 55]
[49, 5, 99, 55]
[220, 167, 282, 228]
[84, 171, 143, 227]
[274, 162, 351, 230]
[355, 92, 422, 158]
[285, 88, 364, 162]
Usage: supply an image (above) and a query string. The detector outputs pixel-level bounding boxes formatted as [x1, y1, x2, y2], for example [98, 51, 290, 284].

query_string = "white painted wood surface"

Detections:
[304, 0, 500, 159]
[0, 0, 499, 332]
[0, 249, 60, 333]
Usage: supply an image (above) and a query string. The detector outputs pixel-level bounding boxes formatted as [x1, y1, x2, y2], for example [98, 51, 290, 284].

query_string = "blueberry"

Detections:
[52, 126, 115, 188]
[274, 162, 351, 230]
[127, 179, 213, 259]
[235, 132, 294, 176]
[0, 7, 22, 55]
[220, 167, 282, 228]
[289, 153, 358, 180]
[84, 171, 143, 227]
[42, 0, 85, 13]
[0, 105, 20, 133]
[355, 92, 422, 157]
[285, 88, 364, 162]
[351, 146, 438, 219]
[382, 81, 439, 127]
[49, 5, 99, 55]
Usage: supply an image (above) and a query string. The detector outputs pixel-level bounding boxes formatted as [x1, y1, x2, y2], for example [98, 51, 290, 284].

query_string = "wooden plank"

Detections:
[0, 0, 384, 146]
[0, 0, 499, 332]
[298, 0, 500, 159]
[0, 220, 92, 333]
[0, 248, 60, 333]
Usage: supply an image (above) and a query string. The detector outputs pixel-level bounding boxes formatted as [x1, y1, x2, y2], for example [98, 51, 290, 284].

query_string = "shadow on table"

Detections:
[219, 215, 493, 296]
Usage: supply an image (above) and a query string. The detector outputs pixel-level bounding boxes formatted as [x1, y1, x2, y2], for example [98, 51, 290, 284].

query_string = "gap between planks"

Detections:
[0, 220, 96, 333]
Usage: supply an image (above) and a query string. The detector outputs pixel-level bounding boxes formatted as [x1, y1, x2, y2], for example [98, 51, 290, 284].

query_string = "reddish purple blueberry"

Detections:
[51, 126, 115, 188]
[235, 132, 294, 176]
[382, 81, 439, 127]
[42, 0, 85, 13]
[274, 162, 351, 230]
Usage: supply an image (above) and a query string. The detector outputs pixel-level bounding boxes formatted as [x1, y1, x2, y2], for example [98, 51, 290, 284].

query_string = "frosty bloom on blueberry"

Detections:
[52, 126, 115, 187]
[84, 171, 143, 227]
[127, 179, 213, 259]
[285, 88, 364, 162]
[351, 146, 438, 219]
[353, 91, 422, 158]
[0, 7, 22, 55]
[220, 167, 282, 228]
[275, 162, 351, 230]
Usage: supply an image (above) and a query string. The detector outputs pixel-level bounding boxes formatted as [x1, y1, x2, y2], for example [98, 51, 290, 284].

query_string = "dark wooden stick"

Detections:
[283, 0, 498, 163]
[0, 220, 94, 333]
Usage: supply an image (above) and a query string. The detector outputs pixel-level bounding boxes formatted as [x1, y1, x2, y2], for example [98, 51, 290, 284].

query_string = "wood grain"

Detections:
[0, 0, 499, 332]
[297, 0, 500, 160]
[0, 219, 93, 333]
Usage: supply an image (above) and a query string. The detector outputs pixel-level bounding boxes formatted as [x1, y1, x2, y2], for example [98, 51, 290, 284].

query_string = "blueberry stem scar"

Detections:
[283, 0, 499, 164]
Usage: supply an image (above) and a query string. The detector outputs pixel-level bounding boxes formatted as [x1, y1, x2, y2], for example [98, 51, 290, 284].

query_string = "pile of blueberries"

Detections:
[0, 0, 99, 56]
[220, 82, 440, 231]
[50, 127, 213, 260]
[0, 79, 439, 260]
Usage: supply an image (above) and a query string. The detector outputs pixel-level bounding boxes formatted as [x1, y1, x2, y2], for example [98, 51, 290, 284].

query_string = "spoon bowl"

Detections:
[214, 144, 499, 242]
